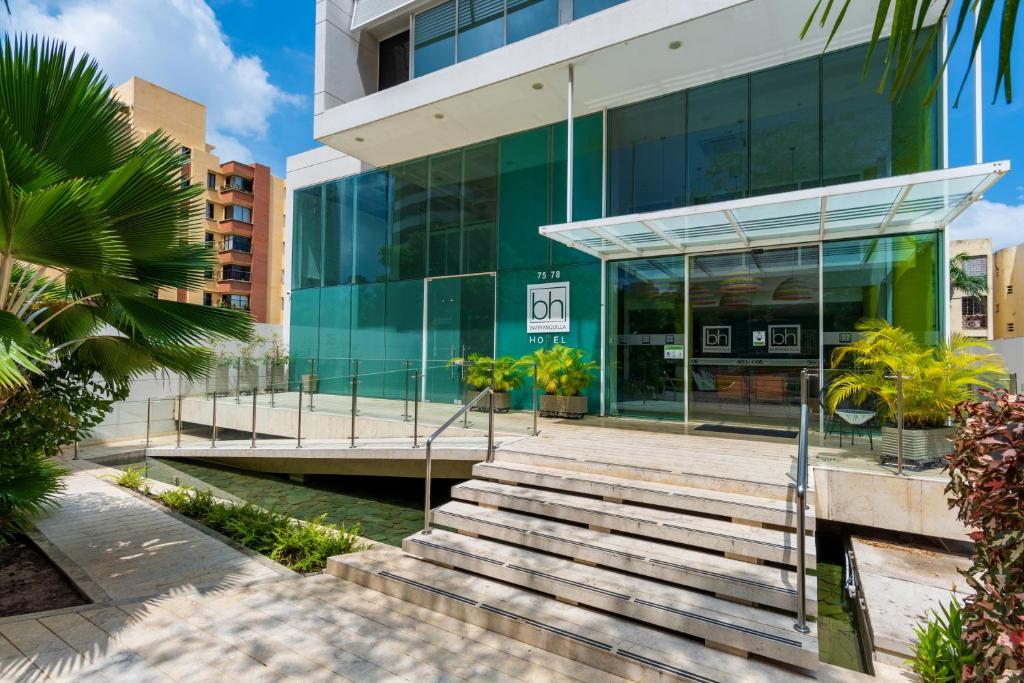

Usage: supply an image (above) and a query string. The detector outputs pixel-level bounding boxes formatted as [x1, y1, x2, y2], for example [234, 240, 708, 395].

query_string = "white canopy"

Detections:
[540, 161, 1009, 259]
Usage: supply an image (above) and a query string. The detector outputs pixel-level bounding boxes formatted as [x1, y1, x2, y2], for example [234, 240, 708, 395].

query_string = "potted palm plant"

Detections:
[826, 320, 1006, 466]
[524, 345, 598, 419]
[449, 354, 525, 412]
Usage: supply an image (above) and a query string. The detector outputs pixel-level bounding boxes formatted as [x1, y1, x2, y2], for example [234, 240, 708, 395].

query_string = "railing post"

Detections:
[250, 386, 258, 448]
[531, 362, 539, 436]
[235, 358, 241, 404]
[308, 358, 315, 412]
[404, 360, 411, 421]
[176, 394, 182, 448]
[424, 436, 433, 533]
[793, 368, 814, 635]
[350, 374, 358, 449]
[297, 384, 304, 449]
[211, 391, 218, 447]
[896, 370, 905, 476]
[462, 355, 470, 429]
[144, 397, 152, 448]
[487, 363, 496, 463]
[413, 369, 420, 448]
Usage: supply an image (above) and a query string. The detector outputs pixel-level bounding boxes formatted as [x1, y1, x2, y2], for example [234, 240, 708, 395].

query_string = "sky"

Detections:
[1, 0, 1022, 249]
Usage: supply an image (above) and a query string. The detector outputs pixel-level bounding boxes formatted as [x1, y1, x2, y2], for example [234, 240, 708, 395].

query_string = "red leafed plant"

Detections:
[946, 389, 1024, 681]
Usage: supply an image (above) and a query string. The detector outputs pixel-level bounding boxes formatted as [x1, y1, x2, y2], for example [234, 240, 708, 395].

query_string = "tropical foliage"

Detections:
[451, 354, 527, 393]
[949, 252, 988, 299]
[946, 390, 1024, 680]
[908, 598, 973, 682]
[825, 319, 1006, 428]
[803, 0, 1019, 105]
[525, 345, 598, 397]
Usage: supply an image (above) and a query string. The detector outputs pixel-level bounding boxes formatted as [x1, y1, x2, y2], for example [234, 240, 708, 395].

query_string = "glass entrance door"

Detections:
[687, 245, 819, 427]
[424, 274, 495, 404]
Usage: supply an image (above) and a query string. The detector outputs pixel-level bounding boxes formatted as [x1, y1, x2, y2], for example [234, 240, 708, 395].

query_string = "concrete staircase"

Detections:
[330, 450, 819, 682]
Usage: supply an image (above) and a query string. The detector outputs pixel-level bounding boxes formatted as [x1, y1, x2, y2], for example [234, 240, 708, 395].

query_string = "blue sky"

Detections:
[3, 0, 1023, 246]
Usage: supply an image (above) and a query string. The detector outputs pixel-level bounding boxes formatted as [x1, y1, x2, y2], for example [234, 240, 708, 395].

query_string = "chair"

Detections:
[821, 383, 876, 449]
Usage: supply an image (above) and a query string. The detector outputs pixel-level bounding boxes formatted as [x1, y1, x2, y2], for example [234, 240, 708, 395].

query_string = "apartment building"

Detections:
[949, 238, 993, 339]
[113, 77, 286, 324]
[994, 244, 1024, 339]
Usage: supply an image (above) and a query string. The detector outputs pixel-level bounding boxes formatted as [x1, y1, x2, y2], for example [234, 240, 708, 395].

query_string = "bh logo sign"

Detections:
[527, 283, 570, 333]
[702, 326, 731, 353]
[769, 325, 801, 354]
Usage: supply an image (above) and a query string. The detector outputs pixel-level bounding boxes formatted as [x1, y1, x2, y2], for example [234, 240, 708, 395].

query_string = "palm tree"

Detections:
[803, 0, 1019, 105]
[950, 251, 988, 298]
[0, 35, 253, 393]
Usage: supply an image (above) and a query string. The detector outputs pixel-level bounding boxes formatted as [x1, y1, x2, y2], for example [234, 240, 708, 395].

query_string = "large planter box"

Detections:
[238, 362, 258, 393]
[465, 390, 511, 413]
[881, 425, 954, 468]
[206, 366, 231, 395]
[540, 394, 588, 419]
[302, 373, 319, 393]
[267, 364, 287, 391]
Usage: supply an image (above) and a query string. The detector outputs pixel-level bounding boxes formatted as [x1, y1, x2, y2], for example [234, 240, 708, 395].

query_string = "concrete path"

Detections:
[29, 462, 294, 604]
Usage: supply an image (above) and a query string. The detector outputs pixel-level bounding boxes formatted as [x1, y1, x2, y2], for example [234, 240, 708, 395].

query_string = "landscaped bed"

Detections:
[113, 467, 366, 573]
[0, 537, 88, 618]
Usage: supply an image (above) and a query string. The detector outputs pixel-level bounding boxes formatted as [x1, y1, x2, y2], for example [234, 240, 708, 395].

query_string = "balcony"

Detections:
[219, 187, 254, 205]
[220, 161, 254, 178]
[216, 250, 252, 266]
[218, 219, 253, 236]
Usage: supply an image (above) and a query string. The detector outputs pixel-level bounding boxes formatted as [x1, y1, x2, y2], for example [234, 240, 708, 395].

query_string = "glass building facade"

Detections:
[291, 40, 943, 424]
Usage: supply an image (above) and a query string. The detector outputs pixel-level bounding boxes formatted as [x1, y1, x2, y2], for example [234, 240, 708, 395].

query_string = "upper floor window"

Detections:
[413, 0, 557, 77]
[221, 264, 251, 282]
[224, 204, 252, 223]
[379, 30, 410, 90]
[202, 292, 213, 306]
[220, 294, 250, 311]
[222, 235, 252, 253]
[207, 172, 217, 189]
[204, 231, 214, 244]
[180, 146, 191, 159]
[205, 201, 215, 220]
[961, 296, 987, 330]
[225, 175, 254, 193]
[963, 255, 987, 277]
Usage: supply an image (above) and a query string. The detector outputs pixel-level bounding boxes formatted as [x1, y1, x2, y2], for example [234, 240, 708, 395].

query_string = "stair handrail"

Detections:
[794, 367, 817, 635]
[423, 384, 495, 535]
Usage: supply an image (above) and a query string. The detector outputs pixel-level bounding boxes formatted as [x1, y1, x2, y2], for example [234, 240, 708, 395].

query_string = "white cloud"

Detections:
[949, 200, 1024, 252]
[5, 0, 302, 164]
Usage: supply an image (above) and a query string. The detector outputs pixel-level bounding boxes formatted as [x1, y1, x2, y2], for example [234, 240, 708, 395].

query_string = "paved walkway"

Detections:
[28, 462, 294, 604]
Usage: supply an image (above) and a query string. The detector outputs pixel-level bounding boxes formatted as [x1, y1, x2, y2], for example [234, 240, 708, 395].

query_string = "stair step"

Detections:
[405, 530, 818, 670]
[329, 548, 816, 682]
[433, 501, 816, 615]
[474, 461, 814, 530]
[452, 480, 815, 568]
[497, 450, 798, 501]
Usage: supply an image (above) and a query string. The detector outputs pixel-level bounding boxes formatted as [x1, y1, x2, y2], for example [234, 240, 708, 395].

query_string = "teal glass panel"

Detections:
[605, 257, 685, 420]
[458, 0, 504, 61]
[351, 283, 388, 398]
[425, 275, 495, 403]
[551, 114, 603, 266]
[497, 126, 551, 271]
[317, 285, 352, 395]
[414, 0, 456, 76]
[822, 44, 892, 184]
[384, 279, 424, 399]
[750, 59, 820, 196]
[507, 0, 558, 43]
[354, 170, 389, 283]
[428, 151, 462, 277]
[823, 232, 942, 364]
[389, 159, 428, 281]
[323, 178, 353, 287]
[288, 287, 321, 388]
[292, 185, 323, 289]
[687, 76, 748, 205]
[607, 92, 686, 215]
[573, 0, 626, 19]
[462, 142, 498, 273]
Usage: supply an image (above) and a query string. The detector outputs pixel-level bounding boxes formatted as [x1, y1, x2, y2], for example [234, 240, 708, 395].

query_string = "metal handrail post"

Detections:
[308, 359, 315, 412]
[487, 362, 496, 463]
[424, 387, 494, 534]
[413, 369, 420, 448]
[404, 361, 411, 421]
[235, 358, 241, 404]
[532, 362, 539, 436]
[896, 371, 905, 476]
[350, 374, 358, 449]
[462, 356, 470, 429]
[296, 385, 304, 448]
[211, 391, 218, 447]
[176, 394, 182, 448]
[144, 397, 152, 448]
[250, 387, 258, 448]
[793, 368, 815, 635]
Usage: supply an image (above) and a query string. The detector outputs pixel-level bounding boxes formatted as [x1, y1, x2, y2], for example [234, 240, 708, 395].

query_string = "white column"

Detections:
[974, 2, 983, 164]
[941, 15, 949, 169]
[566, 63, 574, 222]
[600, 258, 607, 416]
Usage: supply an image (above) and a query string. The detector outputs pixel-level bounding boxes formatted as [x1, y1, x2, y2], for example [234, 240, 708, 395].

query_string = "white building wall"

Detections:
[316, 0, 381, 115]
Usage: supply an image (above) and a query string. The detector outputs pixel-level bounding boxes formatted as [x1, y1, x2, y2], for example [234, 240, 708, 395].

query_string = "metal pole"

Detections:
[532, 362, 539, 436]
[250, 387, 257, 448]
[308, 358, 315, 412]
[793, 368, 812, 635]
[176, 394, 182, 448]
[487, 363, 496, 463]
[144, 397, 151, 448]
[211, 391, 218, 447]
[235, 358, 241, 404]
[424, 437, 433, 533]
[73, 441, 78, 460]
[350, 374, 358, 449]
[461, 349, 469, 429]
[413, 369, 420, 448]
[297, 385, 303, 449]
[897, 371, 905, 476]
[404, 360, 411, 421]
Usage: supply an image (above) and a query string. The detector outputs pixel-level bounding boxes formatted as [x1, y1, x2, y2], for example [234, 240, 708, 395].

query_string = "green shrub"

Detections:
[205, 502, 281, 555]
[0, 455, 66, 543]
[270, 514, 364, 573]
[111, 466, 145, 490]
[452, 354, 526, 393]
[522, 345, 597, 397]
[908, 599, 973, 683]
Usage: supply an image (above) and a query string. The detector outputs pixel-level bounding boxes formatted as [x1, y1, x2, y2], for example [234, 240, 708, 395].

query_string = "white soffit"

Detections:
[316, 0, 945, 167]
[539, 162, 1010, 259]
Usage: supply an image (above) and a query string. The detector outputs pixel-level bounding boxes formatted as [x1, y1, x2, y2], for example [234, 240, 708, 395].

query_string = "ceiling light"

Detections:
[668, 40, 682, 50]
[434, 113, 445, 120]
[532, 82, 544, 90]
